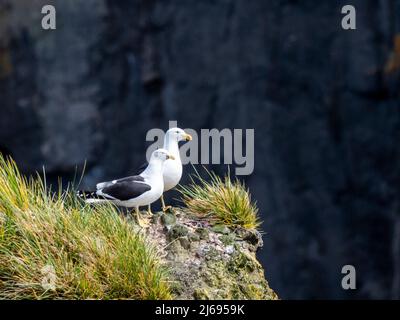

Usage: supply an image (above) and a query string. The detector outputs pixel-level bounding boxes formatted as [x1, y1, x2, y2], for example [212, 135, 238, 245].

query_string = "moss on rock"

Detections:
[161, 212, 177, 226]
[168, 224, 189, 241]
[219, 233, 236, 246]
[193, 288, 211, 300]
[195, 227, 209, 240]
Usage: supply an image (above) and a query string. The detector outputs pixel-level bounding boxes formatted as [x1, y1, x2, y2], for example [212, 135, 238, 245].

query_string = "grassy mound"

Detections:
[178, 169, 261, 230]
[0, 155, 171, 299]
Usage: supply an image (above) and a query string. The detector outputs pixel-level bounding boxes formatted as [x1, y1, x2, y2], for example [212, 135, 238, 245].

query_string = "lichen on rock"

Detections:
[142, 208, 278, 300]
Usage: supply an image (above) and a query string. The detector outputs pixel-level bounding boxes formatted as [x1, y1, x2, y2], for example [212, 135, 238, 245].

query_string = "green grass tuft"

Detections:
[178, 168, 261, 230]
[0, 155, 171, 300]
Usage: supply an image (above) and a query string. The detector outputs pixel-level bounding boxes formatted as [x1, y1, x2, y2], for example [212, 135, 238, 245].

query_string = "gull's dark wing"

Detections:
[96, 175, 145, 190]
[101, 180, 151, 201]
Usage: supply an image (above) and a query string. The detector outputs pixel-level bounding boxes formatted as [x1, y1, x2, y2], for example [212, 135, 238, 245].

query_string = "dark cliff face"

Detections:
[1, 0, 400, 299]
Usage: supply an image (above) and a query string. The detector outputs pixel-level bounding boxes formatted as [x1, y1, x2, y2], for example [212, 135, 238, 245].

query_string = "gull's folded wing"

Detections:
[100, 179, 151, 201]
[96, 175, 145, 190]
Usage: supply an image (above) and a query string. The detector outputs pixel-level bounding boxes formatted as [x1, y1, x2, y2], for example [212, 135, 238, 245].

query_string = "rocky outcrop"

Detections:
[141, 210, 277, 300]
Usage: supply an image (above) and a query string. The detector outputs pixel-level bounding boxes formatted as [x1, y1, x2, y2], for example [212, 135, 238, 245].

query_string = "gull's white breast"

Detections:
[162, 158, 182, 191]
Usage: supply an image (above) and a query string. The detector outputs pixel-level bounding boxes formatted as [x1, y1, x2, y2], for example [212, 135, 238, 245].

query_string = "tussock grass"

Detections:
[0, 155, 171, 300]
[178, 168, 261, 230]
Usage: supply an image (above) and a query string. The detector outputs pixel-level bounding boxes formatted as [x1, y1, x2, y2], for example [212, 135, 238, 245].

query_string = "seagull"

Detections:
[77, 149, 175, 227]
[137, 127, 192, 213]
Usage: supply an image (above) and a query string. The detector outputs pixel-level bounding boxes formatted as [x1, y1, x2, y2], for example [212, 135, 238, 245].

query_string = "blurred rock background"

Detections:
[0, 0, 399, 299]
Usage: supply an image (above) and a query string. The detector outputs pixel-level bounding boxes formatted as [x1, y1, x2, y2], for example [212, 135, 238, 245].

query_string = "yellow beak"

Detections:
[167, 154, 175, 160]
[185, 133, 192, 141]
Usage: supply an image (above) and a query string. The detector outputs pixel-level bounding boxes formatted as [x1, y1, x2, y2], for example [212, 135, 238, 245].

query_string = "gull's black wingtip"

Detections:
[76, 190, 98, 199]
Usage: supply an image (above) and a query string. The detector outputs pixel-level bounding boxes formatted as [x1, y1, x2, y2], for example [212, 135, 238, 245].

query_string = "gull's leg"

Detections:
[147, 204, 153, 216]
[161, 195, 172, 212]
[161, 195, 166, 210]
[135, 207, 149, 228]
[134, 207, 141, 225]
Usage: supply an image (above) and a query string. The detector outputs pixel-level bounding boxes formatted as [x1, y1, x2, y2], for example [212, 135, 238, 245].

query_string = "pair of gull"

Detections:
[78, 128, 192, 227]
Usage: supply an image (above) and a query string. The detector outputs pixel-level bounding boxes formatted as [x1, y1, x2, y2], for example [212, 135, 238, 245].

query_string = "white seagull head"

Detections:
[151, 148, 175, 162]
[166, 127, 192, 143]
